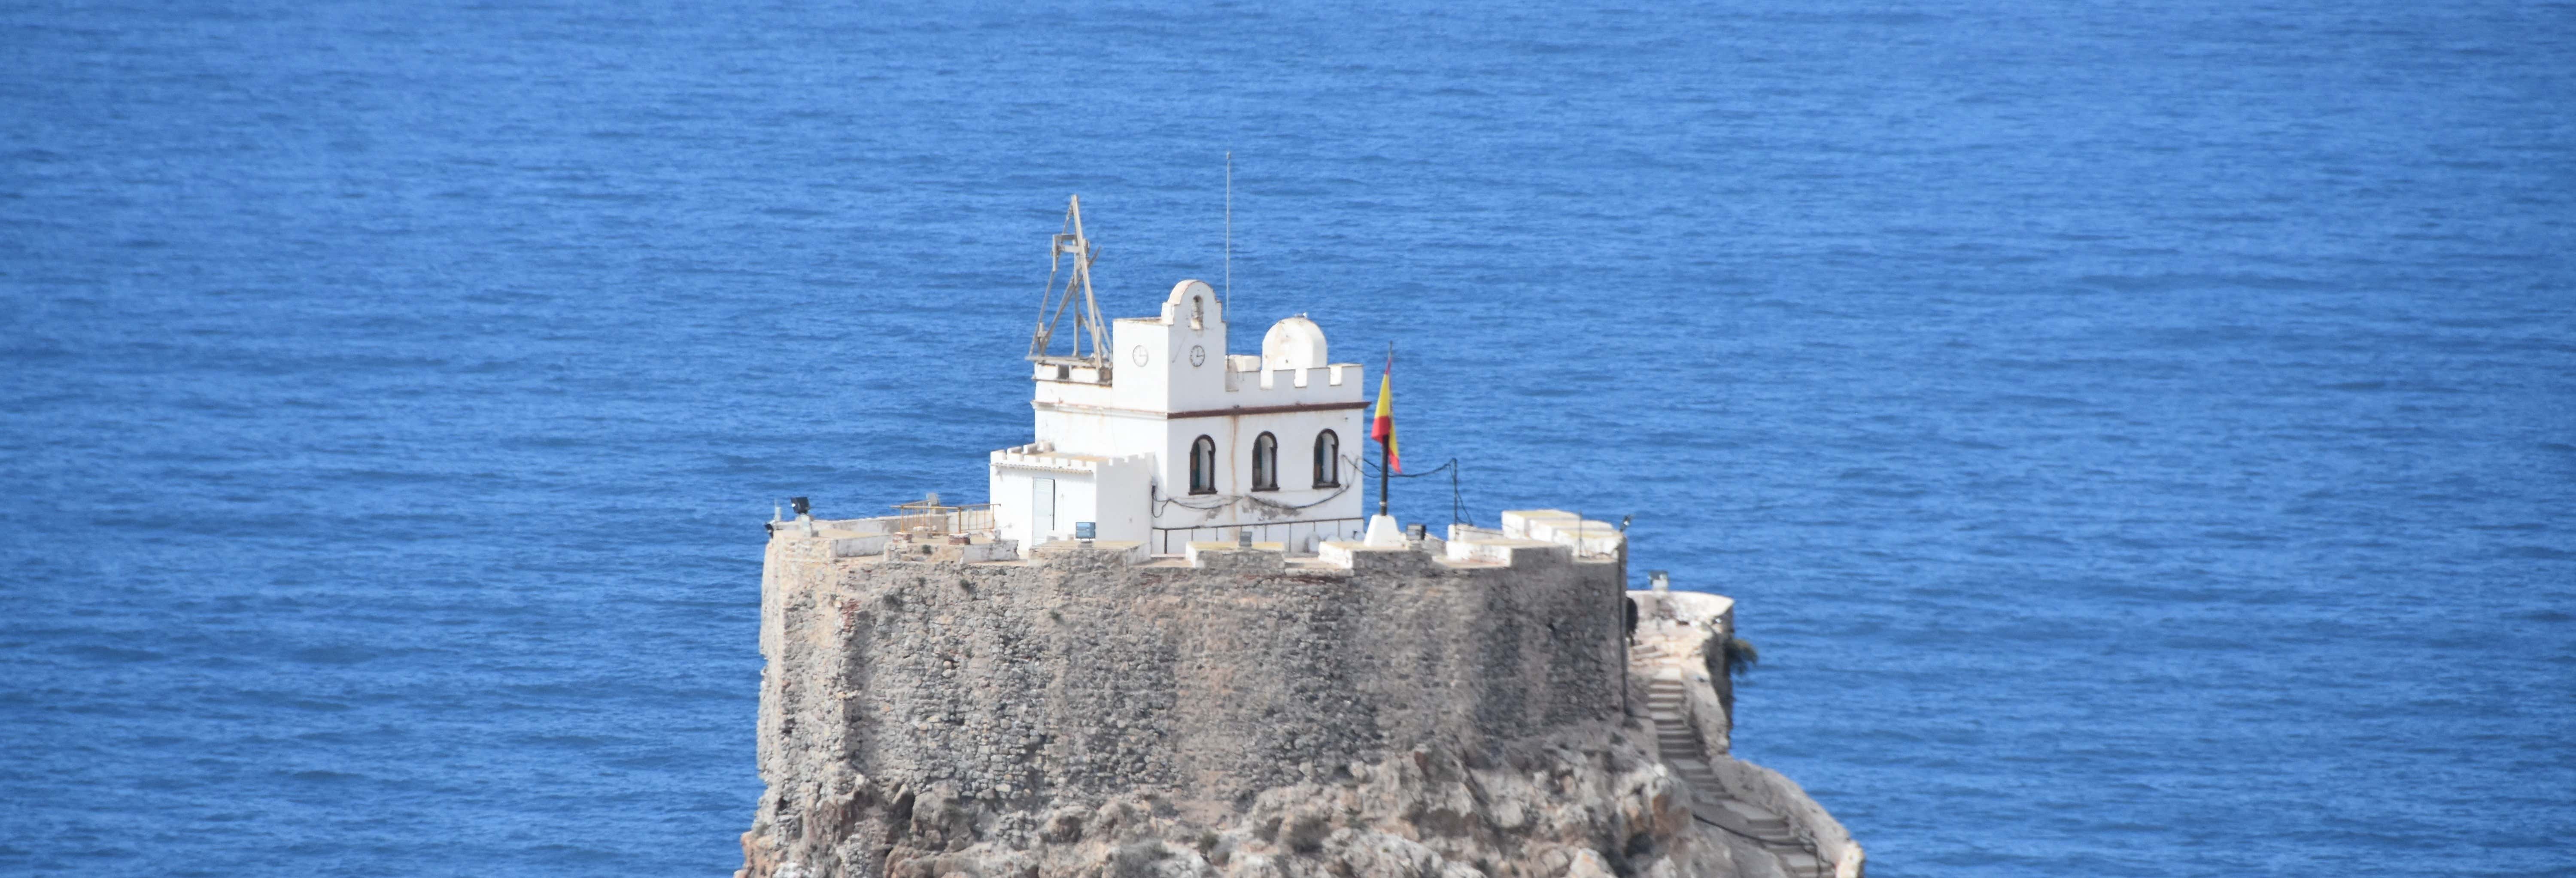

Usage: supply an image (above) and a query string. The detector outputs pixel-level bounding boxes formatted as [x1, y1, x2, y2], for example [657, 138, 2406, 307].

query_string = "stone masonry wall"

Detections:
[745, 535, 1629, 877]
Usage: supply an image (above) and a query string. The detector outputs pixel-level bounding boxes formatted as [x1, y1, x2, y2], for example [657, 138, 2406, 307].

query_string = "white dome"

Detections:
[1261, 316, 1329, 372]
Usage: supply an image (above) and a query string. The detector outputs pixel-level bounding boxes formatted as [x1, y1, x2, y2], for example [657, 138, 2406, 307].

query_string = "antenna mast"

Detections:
[1224, 152, 1233, 312]
[1027, 194, 1111, 368]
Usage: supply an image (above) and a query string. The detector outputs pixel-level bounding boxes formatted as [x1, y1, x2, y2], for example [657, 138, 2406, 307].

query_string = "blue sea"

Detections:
[4, 1, 2571, 875]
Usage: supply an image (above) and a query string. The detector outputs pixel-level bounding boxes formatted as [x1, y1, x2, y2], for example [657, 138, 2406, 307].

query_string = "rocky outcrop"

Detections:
[1631, 590, 1864, 878]
[739, 730, 1752, 878]
[738, 518, 1853, 878]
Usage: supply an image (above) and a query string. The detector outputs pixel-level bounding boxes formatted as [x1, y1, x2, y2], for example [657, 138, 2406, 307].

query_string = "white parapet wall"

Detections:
[1501, 509, 1628, 559]
[1440, 535, 1567, 568]
[1312, 510, 1624, 571]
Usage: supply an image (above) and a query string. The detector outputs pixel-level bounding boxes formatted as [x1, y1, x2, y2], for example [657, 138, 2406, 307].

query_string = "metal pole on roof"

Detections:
[1224, 152, 1233, 313]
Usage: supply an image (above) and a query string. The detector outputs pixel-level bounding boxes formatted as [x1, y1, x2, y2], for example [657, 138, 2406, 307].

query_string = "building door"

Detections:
[1032, 477, 1056, 541]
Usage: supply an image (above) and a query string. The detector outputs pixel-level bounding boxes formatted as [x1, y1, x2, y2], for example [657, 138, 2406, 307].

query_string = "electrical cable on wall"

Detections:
[1152, 454, 1366, 517]
[1360, 456, 1473, 527]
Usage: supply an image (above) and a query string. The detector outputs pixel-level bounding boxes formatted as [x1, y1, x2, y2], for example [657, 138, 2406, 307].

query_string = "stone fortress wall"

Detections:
[745, 508, 1862, 878]
[753, 511, 1628, 821]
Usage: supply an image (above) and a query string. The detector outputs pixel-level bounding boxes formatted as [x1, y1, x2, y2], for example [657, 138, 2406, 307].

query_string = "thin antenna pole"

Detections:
[1224, 152, 1233, 312]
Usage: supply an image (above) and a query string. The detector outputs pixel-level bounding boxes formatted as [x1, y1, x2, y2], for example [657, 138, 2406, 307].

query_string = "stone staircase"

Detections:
[1633, 641, 1826, 878]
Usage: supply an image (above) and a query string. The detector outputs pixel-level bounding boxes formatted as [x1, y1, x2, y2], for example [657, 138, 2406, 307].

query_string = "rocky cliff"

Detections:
[739, 515, 1858, 878]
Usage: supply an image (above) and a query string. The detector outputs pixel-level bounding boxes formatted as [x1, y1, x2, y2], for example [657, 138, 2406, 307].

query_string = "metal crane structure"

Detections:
[1025, 195, 1112, 371]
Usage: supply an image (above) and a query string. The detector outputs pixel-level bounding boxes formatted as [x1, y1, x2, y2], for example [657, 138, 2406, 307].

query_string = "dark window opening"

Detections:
[1313, 430, 1340, 487]
[1252, 433, 1279, 492]
[1189, 435, 1217, 495]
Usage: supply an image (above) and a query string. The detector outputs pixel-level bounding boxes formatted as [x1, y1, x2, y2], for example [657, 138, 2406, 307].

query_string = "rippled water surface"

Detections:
[5, 1, 2572, 875]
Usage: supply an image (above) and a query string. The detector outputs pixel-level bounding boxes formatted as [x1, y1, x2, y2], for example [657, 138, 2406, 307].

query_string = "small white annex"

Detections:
[989, 277, 1370, 555]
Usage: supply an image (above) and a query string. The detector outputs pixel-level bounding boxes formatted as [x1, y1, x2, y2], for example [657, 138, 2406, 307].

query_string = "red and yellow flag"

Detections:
[1371, 350, 1400, 473]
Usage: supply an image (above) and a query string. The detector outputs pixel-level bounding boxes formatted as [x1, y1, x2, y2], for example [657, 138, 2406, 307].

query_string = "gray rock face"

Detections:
[741, 732, 1746, 878]
[738, 535, 1749, 878]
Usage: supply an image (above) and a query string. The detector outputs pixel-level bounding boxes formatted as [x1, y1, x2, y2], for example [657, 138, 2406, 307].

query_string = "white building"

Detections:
[989, 277, 1370, 555]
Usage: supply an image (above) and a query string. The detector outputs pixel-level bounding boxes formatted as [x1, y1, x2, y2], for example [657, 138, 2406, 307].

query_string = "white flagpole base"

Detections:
[1363, 514, 1406, 548]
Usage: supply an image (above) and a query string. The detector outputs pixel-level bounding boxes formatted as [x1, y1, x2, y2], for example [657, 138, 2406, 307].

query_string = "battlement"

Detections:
[1028, 355, 1361, 412]
[1229, 361, 1357, 393]
[986, 442, 1151, 475]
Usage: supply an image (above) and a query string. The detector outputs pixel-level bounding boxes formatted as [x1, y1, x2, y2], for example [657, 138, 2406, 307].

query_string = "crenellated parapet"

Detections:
[1224, 361, 1358, 397]
[987, 443, 1155, 477]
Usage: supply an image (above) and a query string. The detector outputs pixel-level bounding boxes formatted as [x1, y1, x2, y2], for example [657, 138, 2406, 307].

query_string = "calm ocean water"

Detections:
[4, 1, 2571, 875]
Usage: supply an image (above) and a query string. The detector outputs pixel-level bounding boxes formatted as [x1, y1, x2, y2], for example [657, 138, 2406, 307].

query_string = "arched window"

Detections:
[1313, 430, 1340, 488]
[1251, 432, 1279, 491]
[1188, 435, 1217, 495]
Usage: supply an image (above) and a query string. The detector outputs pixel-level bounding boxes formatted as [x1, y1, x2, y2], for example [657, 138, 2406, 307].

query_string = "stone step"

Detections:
[1735, 821, 1795, 839]
[1714, 799, 1788, 826]
[1774, 851, 1824, 877]
[1693, 806, 1794, 846]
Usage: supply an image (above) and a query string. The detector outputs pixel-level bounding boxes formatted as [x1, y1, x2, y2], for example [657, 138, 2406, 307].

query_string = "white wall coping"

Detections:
[989, 445, 1151, 474]
[1185, 540, 1286, 565]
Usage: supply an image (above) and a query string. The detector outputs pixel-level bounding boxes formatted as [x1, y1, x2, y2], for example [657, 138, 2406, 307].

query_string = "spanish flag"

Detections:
[1371, 349, 1400, 473]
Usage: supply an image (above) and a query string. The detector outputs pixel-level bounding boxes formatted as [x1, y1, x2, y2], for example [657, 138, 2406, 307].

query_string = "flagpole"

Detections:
[1379, 342, 1392, 518]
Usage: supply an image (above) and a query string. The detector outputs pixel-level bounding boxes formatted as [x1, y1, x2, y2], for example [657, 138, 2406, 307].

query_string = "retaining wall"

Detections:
[754, 529, 1628, 831]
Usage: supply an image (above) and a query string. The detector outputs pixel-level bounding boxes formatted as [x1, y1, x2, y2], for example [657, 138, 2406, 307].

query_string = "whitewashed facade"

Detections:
[989, 279, 1369, 554]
